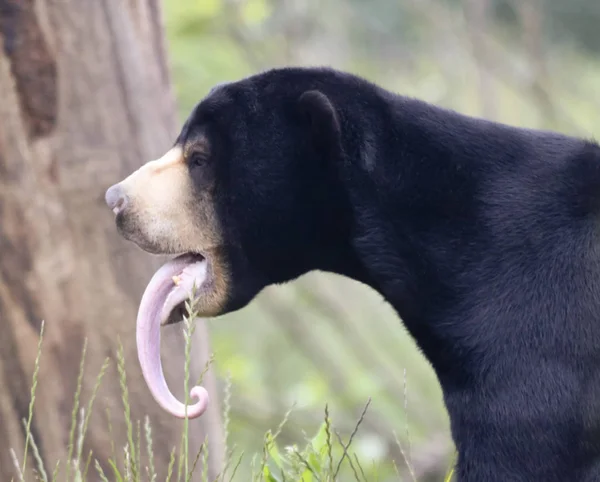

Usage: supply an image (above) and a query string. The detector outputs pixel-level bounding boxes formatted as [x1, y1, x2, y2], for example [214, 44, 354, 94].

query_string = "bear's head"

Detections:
[105, 67, 371, 327]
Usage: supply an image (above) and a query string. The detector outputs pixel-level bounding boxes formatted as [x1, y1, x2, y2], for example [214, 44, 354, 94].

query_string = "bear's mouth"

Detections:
[135, 251, 211, 419]
[140, 252, 209, 328]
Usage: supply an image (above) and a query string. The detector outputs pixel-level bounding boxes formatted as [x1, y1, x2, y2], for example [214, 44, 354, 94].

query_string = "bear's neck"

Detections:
[330, 96, 518, 373]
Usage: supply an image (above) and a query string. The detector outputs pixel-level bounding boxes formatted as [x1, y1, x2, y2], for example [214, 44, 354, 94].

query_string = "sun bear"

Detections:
[105, 66, 600, 481]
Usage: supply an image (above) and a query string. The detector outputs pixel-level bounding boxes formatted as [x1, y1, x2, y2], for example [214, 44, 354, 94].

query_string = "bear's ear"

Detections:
[297, 90, 342, 158]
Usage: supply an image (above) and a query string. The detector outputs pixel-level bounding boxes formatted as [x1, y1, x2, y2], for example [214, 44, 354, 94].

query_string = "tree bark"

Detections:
[0, 0, 224, 480]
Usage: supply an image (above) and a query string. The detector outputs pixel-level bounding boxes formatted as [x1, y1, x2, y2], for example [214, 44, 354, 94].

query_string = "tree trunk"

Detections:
[0, 1, 224, 480]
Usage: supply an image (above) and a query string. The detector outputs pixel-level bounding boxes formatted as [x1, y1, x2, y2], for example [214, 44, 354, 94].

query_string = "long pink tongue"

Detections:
[136, 254, 209, 419]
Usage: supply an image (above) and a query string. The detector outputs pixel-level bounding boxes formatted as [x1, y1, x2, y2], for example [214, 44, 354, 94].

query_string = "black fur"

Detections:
[176, 66, 600, 481]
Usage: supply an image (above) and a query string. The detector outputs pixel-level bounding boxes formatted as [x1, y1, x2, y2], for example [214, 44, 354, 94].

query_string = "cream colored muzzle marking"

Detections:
[113, 146, 222, 255]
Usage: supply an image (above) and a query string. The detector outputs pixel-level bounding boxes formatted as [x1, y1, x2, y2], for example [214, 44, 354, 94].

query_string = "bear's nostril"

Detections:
[105, 184, 128, 214]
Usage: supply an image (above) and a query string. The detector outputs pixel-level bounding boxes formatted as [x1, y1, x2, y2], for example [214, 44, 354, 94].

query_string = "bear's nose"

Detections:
[105, 183, 128, 215]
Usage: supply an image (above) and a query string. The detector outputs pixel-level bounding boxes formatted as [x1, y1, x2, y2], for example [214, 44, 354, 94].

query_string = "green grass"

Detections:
[10, 297, 457, 482]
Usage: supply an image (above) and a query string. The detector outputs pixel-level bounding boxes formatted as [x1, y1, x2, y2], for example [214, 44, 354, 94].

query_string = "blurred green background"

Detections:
[161, 1, 600, 479]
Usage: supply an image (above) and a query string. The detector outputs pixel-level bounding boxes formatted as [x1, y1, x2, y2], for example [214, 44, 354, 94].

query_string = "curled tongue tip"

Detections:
[163, 385, 210, 420]
[146, 381, 210, 419]
[187, 386, 210, 418]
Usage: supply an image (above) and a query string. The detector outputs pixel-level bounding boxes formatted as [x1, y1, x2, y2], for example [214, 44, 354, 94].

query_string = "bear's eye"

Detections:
[188, 153, 208, 169]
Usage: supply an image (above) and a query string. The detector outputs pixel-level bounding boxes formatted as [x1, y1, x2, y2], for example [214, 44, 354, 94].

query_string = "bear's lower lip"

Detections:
[160, 253, 208, 325]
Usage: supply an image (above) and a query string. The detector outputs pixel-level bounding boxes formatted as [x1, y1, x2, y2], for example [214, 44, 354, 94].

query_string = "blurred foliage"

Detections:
[162, 0, 600, 480]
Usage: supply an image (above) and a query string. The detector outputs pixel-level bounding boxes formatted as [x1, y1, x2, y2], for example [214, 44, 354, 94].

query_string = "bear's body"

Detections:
[106, 67, 600, 481]
[303, 70, 600, 481]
